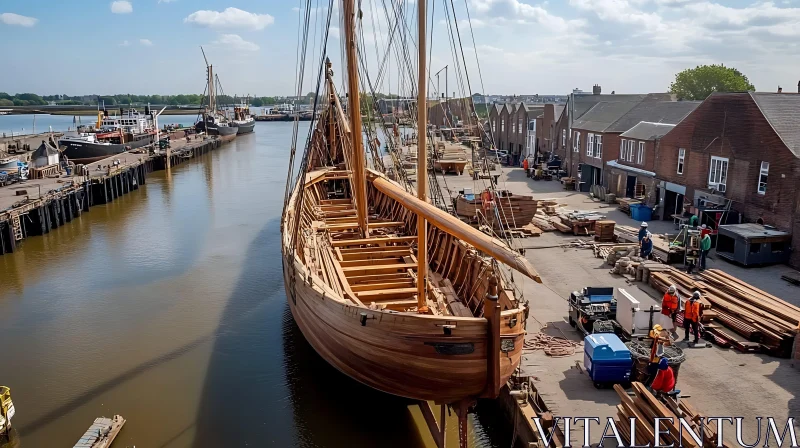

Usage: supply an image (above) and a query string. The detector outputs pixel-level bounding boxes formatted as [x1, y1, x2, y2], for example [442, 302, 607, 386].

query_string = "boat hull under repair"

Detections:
[281, 170, 527, 403]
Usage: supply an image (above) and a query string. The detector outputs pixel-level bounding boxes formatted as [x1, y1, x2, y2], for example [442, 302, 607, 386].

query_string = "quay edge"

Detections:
[0, 133, 236, 256]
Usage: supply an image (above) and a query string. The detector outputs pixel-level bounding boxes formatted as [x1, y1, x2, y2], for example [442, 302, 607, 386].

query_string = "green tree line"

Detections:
[0, 92, 331, 108]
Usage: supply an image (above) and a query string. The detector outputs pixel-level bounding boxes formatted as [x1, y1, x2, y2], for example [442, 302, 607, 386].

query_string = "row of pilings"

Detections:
[0, 136, 227, 256]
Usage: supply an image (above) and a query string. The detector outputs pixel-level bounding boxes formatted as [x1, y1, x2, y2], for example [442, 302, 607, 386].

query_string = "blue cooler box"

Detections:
[583, 333, 632, 385]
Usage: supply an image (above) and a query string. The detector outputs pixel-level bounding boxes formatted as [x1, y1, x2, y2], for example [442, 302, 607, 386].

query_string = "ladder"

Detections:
[11, 215, 22, 241]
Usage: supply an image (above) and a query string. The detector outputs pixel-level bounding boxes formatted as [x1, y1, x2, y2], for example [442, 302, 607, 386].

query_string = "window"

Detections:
[518, 118, 523, 135]
[637, 141, 645, 164]
[595, 135, 603, 158]
[708, 156, 729, 189]
[677, 148, 685, 174]
[757, 161, 769, 194]
[587, 133, 595, 157]
[620, 139, 626, 161]
[492, 120, 496, 134]
[501, 118, 505, 132]
[573, 132, 580, 153]
[562, 129, 566, 147]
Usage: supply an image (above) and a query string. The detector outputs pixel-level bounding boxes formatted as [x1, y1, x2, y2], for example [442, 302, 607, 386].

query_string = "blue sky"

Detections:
[2, 0, 800, 96]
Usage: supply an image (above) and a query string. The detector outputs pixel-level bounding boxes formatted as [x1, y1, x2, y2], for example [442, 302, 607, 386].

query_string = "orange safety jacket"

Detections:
[684, 300, 701, 322]
[661, 293, 679, 316]
[523, 159, 529, 170]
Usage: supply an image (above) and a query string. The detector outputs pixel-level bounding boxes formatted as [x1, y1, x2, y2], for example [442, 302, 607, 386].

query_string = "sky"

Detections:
[1, 0, 799, 96]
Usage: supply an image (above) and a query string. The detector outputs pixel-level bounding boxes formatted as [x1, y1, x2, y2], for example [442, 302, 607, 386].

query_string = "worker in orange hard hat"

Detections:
[684, 292, 702, 345]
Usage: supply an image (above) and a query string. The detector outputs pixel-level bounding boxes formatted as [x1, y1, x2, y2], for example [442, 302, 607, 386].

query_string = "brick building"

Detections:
[427, 97, 475, 128]
[655, 92, 800, 268]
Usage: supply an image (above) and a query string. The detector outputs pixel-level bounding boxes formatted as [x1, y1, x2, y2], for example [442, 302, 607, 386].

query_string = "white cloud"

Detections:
[111, 1, 133, 14]
[469, 0, 585, 32]
[184, 7, 274, 30]
[211, 34, 259, 51]
[139, 38, 153, 46]
[0, 12, 38, 27]
[329, 26, 340, 39]
[120, 40, 130, 46]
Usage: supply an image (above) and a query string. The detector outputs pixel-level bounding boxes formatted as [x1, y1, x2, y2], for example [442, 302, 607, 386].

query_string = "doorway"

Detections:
[663, 190, 684, 220]
[626, 175, 637, 198]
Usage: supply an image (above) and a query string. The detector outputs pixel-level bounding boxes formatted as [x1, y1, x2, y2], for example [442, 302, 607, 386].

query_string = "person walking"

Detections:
[523, 157, 530, 177]
[683, 292, 702, 345]
[699, 231, 712, 271]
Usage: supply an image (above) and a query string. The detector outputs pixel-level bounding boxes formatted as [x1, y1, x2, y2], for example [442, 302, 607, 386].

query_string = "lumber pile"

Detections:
[697, 269, 800, 357]
[595, 220, 615, 242]
[454, 191, 539, 229]
[647, 266, 800, 356]
[616, 197, 641, 216]
[561, 177, 576, 191]
[613, 383, 732, 448]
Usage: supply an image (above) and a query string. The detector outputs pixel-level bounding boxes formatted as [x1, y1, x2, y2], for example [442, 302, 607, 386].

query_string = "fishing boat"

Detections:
[281, 1, 539, 445]
[231, 99, 256, 135]
[194, 49, 238, 138]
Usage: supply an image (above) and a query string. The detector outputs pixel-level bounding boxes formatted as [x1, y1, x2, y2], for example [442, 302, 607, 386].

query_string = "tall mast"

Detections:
[416, 0, 428, 311]
[209, 64, 215, 112]
[343, 0, 368, 235]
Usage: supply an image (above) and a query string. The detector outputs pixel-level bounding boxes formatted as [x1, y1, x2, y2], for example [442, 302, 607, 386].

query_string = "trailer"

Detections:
[567, 287, 617, 335]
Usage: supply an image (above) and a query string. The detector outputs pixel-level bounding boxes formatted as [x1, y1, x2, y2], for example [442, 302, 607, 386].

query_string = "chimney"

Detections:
[593, 84, 602, 95]
[778, 86, 783, 93]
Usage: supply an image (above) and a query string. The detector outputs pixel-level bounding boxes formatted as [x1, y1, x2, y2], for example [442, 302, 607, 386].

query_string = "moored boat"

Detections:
[231, 100, 256, 134]
[58, 108, 157, 163]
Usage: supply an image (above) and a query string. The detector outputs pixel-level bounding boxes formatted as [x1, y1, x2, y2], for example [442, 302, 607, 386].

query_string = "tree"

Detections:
[669, 64, 755, 100]
[250, 97, 263, 107]
[0, 99, 13, 106]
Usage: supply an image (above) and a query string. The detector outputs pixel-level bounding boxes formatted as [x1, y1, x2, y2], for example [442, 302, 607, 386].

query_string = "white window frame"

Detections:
[501, 118, 505, 132]
[708, 156, 729, 189]
[518, 118, 523, 135]
[757, 161, 769, 195]
[594, 134, 603, 159]
[573, 131, 580, 153]
[620, 139, 626, 161]
[627, 141, 634, 162]
[587, 133, 595, 157]
[562, 129, 566, 147]
[637, 141, 645, 164]
[677, 148, 685, 174]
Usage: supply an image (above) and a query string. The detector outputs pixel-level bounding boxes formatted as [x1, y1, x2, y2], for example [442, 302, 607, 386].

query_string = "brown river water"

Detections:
[0, 122, 511, 447]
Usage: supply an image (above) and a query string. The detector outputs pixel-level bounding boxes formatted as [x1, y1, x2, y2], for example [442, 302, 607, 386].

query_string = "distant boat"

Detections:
[59, 108, 156, 163]
[194, 48, 239, 138]
[231, 99, 255, 135]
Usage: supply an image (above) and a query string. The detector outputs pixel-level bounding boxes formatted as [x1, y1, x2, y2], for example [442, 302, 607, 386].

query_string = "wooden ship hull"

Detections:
[282, 168, 532, 402]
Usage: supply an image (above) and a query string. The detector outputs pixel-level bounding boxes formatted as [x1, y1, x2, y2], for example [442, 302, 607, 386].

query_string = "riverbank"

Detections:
[0, 132, 235, 255]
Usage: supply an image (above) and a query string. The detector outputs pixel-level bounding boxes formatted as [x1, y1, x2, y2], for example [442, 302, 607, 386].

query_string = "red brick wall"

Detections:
[656, 93, 800, 267]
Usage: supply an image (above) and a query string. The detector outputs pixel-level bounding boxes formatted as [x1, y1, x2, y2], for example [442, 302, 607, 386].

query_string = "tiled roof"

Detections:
[572, 101, 641, 133]
[749, 92, 800, 158]
[606, 100, 700, 133]
[572, 94, 646, 120]
[620, 122, 676, 141]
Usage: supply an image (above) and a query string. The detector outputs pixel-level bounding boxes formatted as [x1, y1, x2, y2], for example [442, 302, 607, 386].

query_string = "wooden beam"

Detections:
[339, 258, 403, 268]
[331, 235, 417, 247]
[346, 272, 413, 283]
[342, 263, 417, 275]
[371, 175, 542, 283]
[356, 287, 419, 300]
[351, 281, 415, 292]
[340, 248, 413, 261]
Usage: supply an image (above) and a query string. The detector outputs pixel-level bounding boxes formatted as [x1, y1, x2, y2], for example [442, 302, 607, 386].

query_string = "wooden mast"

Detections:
[416, 0, 428, 311]
[343, 0, 369, 236]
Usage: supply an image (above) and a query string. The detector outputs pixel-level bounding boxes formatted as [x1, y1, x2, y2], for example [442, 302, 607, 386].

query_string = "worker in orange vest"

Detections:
[684, 292, 702, 344]
[523, 157, 530, 177]
[662, 285, 680, 337]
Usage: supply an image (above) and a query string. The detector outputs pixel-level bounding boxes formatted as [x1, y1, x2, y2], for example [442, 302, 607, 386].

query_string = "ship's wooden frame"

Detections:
[281, 59, 541, 405]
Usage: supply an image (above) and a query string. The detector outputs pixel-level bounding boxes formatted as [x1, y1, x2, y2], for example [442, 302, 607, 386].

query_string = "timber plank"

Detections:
[332, 236, 417, 247]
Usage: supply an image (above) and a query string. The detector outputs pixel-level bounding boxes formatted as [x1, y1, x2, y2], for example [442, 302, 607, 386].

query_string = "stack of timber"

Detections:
[616, 197, 640, 216]
[616, 225, 677, 262]
[613, 383, 732, 448]
[594, 220, 615, 242]
[454, 191, 539, 230]
[561, 176, 576, 191]
[697, 270, 800, 357]
[646, 266, 800, 356]
[72, 415, 126, 448]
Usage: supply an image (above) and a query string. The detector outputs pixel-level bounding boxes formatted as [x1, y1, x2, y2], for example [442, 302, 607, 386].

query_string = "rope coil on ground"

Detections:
[524, 332, 581, 358]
